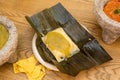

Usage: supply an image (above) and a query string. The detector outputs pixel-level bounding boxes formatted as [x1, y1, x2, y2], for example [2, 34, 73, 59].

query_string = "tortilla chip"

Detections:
[13, 55, 46, 80]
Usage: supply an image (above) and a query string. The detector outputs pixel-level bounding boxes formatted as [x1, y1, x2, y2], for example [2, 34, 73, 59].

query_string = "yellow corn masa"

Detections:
[13, 55, 46, 80]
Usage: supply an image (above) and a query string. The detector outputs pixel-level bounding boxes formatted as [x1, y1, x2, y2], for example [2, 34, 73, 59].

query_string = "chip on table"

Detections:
[13, 55, 46, 80]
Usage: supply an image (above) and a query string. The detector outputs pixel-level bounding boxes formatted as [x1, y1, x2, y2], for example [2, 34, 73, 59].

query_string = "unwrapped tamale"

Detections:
[25, 3, 112, 76]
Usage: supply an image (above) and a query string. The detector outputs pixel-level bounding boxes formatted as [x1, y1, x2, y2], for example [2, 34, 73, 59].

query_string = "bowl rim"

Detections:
[0, 16, 18, 65]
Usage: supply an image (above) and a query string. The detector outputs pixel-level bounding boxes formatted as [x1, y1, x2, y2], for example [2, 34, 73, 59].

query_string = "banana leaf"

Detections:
[25, 3, 112, 76]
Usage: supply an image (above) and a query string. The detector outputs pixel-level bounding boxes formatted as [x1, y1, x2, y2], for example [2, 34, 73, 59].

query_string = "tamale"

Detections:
[25, 3, 112, 76]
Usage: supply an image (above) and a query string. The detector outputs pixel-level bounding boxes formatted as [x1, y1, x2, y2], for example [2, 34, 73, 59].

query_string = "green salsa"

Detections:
[0, 24, 9, 50]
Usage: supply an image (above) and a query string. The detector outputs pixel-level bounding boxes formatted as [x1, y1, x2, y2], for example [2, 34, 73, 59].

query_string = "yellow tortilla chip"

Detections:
[13, 63, 25, 73]
[13, 55, 46, 80]
[27, 65, 46, 80]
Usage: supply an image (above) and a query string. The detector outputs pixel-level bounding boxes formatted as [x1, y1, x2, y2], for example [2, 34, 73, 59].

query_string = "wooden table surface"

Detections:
[0, 0, 120, 80]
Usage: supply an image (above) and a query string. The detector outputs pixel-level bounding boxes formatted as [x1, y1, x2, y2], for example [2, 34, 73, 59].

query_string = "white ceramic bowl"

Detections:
[94, 0, 120, 44]
[0, 16, 18, 66]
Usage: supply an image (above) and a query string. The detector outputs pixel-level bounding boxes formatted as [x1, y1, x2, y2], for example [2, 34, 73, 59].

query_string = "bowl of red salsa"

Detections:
[94, 0, 120, 44]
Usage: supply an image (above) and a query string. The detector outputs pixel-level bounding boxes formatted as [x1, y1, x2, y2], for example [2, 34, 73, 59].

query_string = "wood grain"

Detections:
[0, 0, 120, 80]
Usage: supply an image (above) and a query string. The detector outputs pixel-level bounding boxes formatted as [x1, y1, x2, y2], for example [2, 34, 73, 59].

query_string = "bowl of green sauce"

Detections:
[0, 16, 18, 65]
